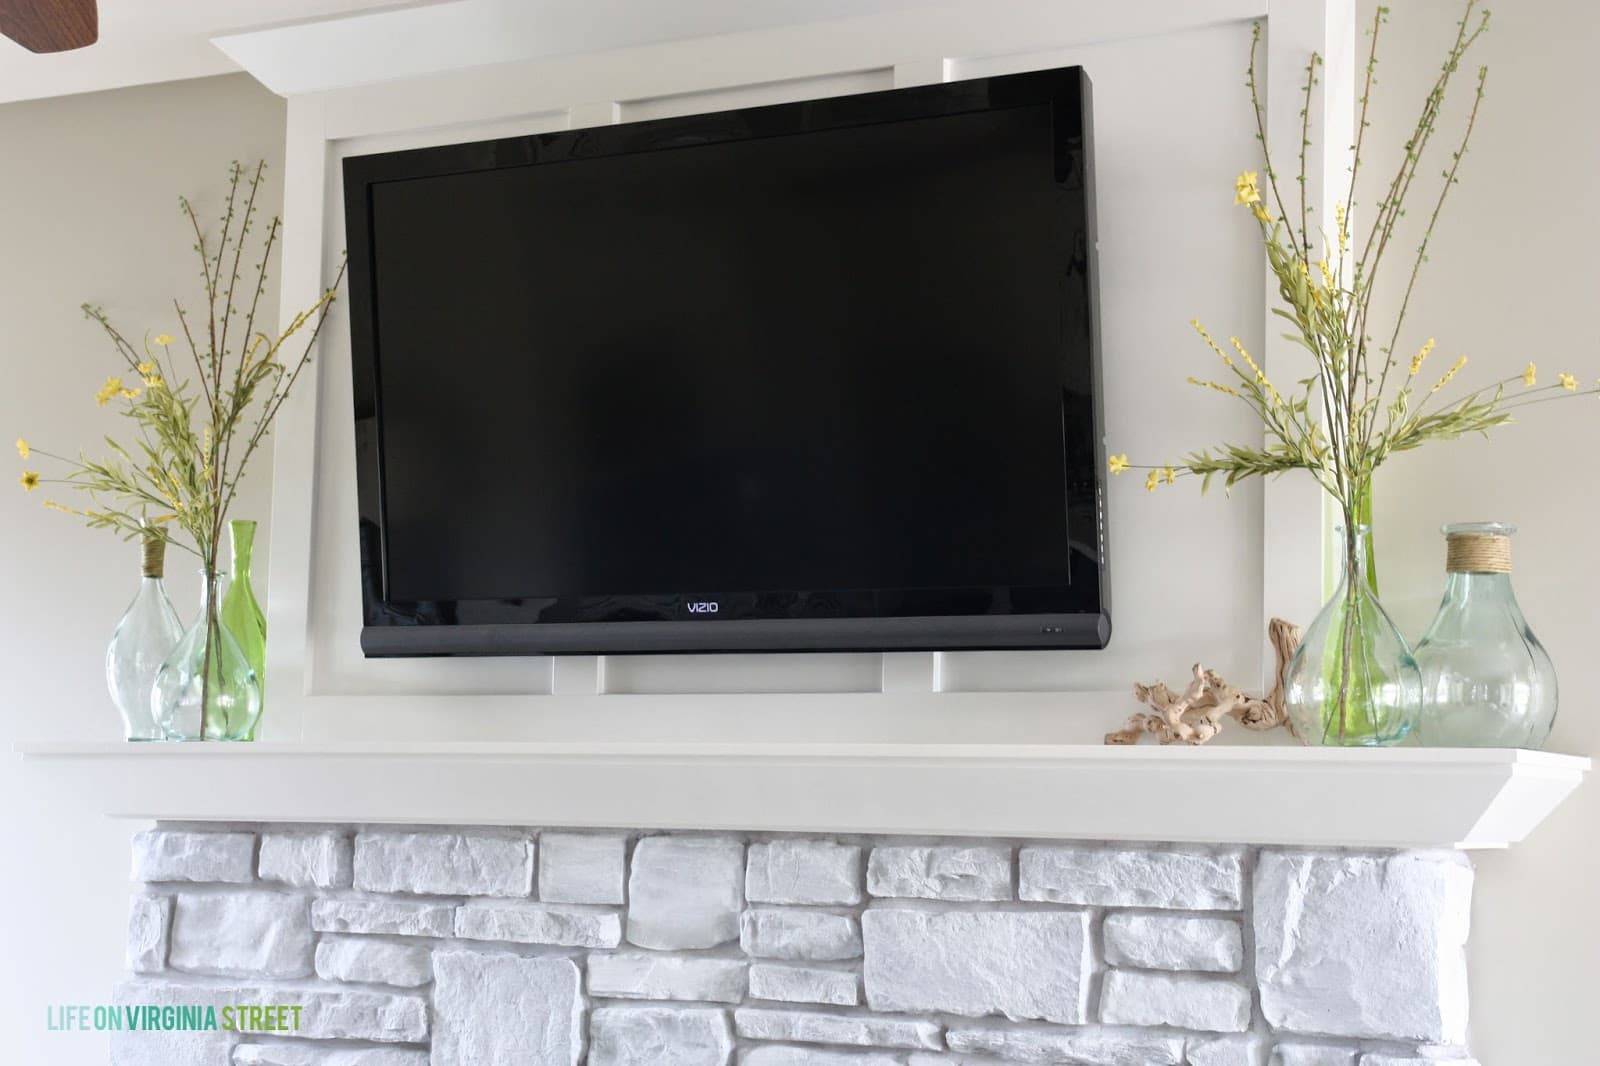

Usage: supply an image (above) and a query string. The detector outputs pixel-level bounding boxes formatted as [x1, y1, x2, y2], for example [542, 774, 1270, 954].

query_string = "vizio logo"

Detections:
[686, 601, 719, 614]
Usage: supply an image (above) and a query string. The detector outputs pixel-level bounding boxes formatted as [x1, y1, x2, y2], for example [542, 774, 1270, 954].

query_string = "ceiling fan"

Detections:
[0, 0, 97, 53]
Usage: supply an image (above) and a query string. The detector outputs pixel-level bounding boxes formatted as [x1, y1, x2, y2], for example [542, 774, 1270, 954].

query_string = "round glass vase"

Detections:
[1282, 525, 1421, 746]
[1414, 523, 1557, 748]
[105, 531, 183, 741]
[151, 569, 263, 742]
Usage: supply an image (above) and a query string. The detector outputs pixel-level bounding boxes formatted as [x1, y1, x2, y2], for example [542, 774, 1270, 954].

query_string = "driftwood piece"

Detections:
[1104, 618, 1302, 745]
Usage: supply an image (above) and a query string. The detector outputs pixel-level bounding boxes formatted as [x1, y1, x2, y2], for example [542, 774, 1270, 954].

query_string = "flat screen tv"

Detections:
[343, 65, 1109, 656]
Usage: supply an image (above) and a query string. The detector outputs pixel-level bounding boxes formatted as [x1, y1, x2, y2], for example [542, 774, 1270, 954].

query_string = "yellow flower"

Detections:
[1145, 471, 1160, 492]
[1108, 454, 1130, 476]
[19, 470, 39, 492]
[1162, 466, 1176, 485]
[1230, 336, 1282, 405]
[1409, 339, 1436, 377]
[119, 387, 142, 400]
[1559, 373, 1577, 391]
[154, 334, 173, 346]
[1190, 320, 1234, 368]
[144, 375, 164, 389]
[94, 376, 123, 406]
[1335, 202, 1350, 255]
[136, 362, 154, 375]
[1251, 203, 1272, 225]
[1522, 362, 1536, 387]
[1234, 170, 1262, 206]
[1186, 376, 1238, 397]
[14, 437, 27, 459]
[1431, 356, 1469, 394]
[42, 499, 72, 513]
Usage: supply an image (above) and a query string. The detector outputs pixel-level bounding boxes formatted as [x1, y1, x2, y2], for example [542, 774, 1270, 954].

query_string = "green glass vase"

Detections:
[220, 519, 267, 738]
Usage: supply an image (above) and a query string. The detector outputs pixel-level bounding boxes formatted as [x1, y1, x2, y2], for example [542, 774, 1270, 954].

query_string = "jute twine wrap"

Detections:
[140, 531, 166, 579]
[1446, 532, 1511, 574]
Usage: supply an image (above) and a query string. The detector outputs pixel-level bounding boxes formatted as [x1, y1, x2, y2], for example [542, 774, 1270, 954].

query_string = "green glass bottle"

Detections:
[220, 519, 267, 737]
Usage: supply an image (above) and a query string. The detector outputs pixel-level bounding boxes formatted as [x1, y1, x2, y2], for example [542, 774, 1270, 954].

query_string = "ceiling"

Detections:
[0, 0, 959, 105]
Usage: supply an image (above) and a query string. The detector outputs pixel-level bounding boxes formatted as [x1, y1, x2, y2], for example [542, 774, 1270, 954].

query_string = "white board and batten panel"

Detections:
[250, 0, 1349, 744]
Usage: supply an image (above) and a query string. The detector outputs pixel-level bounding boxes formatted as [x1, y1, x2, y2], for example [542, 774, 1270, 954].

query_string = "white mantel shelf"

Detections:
[15, 741, 1587, 850]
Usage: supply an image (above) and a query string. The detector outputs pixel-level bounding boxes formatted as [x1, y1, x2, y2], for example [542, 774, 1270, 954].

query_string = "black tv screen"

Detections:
[344, 66, 1109, 656]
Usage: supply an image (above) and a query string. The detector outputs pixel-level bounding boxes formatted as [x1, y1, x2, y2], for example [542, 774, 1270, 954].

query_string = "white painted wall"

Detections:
[1357, 0, 1598, 1059]
[0, 74, 286, 1062]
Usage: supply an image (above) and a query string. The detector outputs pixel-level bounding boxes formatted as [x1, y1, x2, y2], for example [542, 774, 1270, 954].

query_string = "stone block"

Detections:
[456, 900, 622, 948]
[944, 1023, 1186, 1064]
[314, 935, 433, 987]
[433, 950, 582, 1065]
[746, 841, 863, 905]
[114, 977, 427, 1058]
[254, 987, 427, 1042]
[1188, 1035, 1268, 1066]
[234, 1045, 430, 1065]
[258, 832, 352, 889]
[745, 1050, 902, 1066]
[1272, 1046, 1357, 1066]
[627, 837, 744, 949]
[310, 899, 454, 938]
[748, 963, 860, 1006]
[1019, 846, 1242, 909]
[866, 846, 1012, 901]
[1099, 970, 1250, 1033]
[740, 907, 861, 961]
[169, 891, 313, 979]
[863, 906, 1090, 1024]
[353, 831, 532, 897]
[539, 832, 628, 904]
[1255, 851, 1472, 1043]
[127, 894, 171, 973]
[112, 979, 239, 1065]
[1103, 913, 1244, 973]
[588, 952, 745, 1003]
[590, 1006, 734, 1066]
[132, 829, 255, 884]
[734, 1007, 941, 1050]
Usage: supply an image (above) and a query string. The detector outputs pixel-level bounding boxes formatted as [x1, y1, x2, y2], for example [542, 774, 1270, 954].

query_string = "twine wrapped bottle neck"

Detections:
[1445, 532, 1511, 574]
[140, 531, 167, 579]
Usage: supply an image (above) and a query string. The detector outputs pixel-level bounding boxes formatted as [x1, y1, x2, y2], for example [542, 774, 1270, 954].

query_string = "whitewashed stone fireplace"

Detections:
[115, 824, 1479, 1066]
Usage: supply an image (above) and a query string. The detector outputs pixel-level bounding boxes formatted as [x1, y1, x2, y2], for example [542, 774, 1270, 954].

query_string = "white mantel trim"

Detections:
[17, 742, 1587, 850]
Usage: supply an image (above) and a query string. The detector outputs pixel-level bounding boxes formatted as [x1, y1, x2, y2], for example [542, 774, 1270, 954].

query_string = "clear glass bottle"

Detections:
[105, 529, 183, 741]
[1283, 525, 1421, 746]
[150, 569, 263, 741]
[1415, 522, 1557, 748]
[220, 519, 266, 738]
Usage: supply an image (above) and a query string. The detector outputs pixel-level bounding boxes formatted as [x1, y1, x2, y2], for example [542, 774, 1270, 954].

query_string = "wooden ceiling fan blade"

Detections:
[0, 0, 97, 53]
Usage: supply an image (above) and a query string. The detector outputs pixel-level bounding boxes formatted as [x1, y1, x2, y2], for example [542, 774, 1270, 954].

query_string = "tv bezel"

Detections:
[343, 65, 1111, 657]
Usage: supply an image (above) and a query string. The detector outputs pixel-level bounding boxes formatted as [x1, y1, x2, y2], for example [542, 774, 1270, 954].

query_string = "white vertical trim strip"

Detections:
[261, 95, 332, 741]
[1260, 0, 1355, 685]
